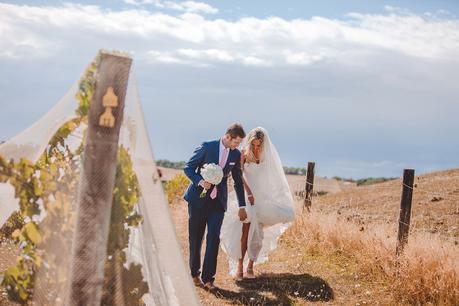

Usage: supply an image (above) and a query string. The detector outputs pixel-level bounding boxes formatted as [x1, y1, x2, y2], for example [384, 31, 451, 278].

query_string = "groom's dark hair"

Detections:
[226, 123, 246, 139]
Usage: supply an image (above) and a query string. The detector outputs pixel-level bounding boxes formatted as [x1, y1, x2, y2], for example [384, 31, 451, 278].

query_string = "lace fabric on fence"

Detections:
[0, 54, 198, 306]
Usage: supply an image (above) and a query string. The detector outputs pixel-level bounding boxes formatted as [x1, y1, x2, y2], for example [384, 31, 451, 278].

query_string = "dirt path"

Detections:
[169, 200, 392, 305]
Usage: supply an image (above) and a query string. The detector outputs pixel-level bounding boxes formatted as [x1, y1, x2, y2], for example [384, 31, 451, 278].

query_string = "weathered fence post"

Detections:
[396, 168, 415, 256]
[303, 162, 315, 212]
[67, 51, 132, 306]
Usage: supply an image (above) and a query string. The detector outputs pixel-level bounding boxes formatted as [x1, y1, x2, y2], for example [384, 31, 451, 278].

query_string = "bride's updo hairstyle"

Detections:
[243, 128, 265, 164]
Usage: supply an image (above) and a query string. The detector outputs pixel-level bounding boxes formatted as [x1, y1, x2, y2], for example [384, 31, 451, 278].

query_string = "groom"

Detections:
[183, 123, 247, 290]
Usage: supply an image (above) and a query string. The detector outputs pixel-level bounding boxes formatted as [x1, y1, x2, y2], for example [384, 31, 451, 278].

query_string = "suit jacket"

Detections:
[183, 140, 246, 211]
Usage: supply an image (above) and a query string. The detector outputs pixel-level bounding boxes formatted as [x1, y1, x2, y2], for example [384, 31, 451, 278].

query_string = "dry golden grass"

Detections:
[288, 207, 458, 305]
[284, 168, 459, 305]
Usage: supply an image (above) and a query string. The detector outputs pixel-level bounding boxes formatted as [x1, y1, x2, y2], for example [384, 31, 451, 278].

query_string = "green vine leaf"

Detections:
[23, 222, 41, 245]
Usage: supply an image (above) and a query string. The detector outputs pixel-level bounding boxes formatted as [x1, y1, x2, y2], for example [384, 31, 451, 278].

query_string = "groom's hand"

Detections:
[199, 180, 212, 190]
[238, 208, 247, 221]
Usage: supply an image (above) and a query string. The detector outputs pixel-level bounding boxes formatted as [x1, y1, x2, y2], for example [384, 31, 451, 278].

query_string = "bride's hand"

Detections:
[248, 194, 255, 205]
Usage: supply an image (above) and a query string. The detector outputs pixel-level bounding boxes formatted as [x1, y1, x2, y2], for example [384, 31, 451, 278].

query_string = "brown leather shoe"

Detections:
[203, 282, 218, 291]
[192, 277, 203, 287]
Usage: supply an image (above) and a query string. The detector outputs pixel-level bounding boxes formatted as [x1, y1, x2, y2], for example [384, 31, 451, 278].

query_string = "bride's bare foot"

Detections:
[246, 260, 255, 279]
[235, 259, 244, 281]
[246, 268, 255, 279]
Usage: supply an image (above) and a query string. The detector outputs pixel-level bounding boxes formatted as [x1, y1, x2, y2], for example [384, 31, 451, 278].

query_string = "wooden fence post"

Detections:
[67, 51, 132, 306]
[396, 168, 415, 256]
[304, 162, 315, 212]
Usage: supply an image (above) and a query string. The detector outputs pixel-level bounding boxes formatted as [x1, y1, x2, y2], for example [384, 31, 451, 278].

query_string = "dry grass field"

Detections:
[172, 168, 458, 305]
[312, 168, 459, 241]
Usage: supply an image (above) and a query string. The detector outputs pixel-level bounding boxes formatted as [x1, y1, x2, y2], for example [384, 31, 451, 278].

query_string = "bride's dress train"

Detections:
[220, 127, 295, 275]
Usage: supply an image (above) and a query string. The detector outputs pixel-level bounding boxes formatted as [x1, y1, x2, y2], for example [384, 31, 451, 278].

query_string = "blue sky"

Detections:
[0, 0, 458, 178]
[5, 0, 459, 19]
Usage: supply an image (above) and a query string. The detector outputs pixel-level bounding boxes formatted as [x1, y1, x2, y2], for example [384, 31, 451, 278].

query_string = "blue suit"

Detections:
[183, 140, 246, 283]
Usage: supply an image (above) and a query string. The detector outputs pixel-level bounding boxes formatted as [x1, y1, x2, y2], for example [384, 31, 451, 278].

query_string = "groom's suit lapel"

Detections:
[211, 140, 219, 165]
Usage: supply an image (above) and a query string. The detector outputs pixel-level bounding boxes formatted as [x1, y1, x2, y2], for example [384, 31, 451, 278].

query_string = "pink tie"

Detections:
[210, 147, 229, 199]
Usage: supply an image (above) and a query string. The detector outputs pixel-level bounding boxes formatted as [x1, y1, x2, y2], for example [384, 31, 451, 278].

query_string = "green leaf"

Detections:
[49, 163, 58, 176]
[33, 178, 43, 196]
[24, 222, 41, 245]
[18, 286, 28, 301]
[5, 266, 20, 279]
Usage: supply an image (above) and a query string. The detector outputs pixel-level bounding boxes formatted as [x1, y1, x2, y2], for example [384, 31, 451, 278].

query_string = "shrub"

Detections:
[164, 173, 190, 204]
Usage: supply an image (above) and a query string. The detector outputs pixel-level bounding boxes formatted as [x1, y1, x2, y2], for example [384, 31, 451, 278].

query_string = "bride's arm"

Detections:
[243, 176, 254, 205]
[241, 150, 254, 205]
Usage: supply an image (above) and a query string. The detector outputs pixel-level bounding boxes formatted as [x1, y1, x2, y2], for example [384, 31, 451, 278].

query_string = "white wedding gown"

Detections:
[220, 127, 295, 275]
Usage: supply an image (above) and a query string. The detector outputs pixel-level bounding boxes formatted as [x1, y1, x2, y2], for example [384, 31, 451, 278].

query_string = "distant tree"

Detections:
[356, 177, 397, 186]
[332, 176, 355, 183]
[332, 176, 397, 185]
[156, 159, 185, 169]
[283, 166, 306, 175]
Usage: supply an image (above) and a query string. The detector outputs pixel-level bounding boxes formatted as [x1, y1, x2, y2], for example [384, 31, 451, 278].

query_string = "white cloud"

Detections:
[241, 56, 271, 67]
[177, 48, 234, 62]
[166, 1, 218, 14]
[383, 5, 410, 14]
[146, 48, 272, 66]
[0, 2, 458, 67]
[146, 50, 189, 64]
[123, 0, 218, 14]
[283, 50, 324, 65]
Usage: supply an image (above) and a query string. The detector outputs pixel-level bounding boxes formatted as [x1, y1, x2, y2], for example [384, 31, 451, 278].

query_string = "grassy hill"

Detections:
[1, 168, 457, 305]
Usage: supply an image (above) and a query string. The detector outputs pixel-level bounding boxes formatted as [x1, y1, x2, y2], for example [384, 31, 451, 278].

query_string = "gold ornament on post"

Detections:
[99, 86, 118, 128]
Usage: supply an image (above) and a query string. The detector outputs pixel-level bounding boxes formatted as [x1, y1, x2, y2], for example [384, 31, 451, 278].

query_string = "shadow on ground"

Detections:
[208, 273, 334, 305]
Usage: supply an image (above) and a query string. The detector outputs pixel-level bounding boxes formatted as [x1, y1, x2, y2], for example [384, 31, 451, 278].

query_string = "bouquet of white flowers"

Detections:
[199, 163, 224, 198]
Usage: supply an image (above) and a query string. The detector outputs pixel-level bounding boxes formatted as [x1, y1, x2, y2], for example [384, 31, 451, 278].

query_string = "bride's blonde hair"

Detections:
[243, 128, 265, 163]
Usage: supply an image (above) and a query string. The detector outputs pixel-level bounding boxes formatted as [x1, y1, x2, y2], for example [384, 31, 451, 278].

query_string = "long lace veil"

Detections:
[241, 127, 294, 217]
[0, 52, 199, 306]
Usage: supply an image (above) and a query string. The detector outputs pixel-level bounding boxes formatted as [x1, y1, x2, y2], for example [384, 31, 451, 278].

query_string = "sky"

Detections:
[0, 0, 458, 179]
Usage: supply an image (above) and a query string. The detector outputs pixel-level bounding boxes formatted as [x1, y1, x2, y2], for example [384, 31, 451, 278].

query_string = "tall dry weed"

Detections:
[286, 209, 458, 305]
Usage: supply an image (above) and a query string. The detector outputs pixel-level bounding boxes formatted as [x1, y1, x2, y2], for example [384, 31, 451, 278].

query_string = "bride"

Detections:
[220, 127, 295, 280]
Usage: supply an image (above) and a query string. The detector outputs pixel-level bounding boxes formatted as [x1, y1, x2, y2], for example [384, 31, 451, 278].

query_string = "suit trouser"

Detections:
[188, 197, 225, 284]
